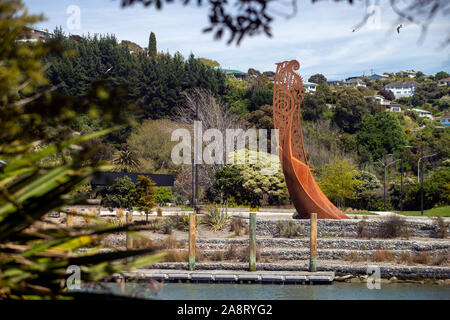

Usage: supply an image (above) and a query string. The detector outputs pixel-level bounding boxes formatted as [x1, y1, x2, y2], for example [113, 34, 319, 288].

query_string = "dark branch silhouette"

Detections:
[120, 0, 450, 46]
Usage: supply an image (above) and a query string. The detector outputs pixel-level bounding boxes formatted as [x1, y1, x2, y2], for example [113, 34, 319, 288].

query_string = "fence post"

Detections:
[66, 212, 73, 229]
[309, 212, 317, 272]
[189, 212, 196, 271]
[249, 212, 257, 271]
[126, 211, 133, 249]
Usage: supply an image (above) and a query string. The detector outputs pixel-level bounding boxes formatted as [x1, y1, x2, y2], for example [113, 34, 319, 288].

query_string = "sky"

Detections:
[24, 0, 450, 81]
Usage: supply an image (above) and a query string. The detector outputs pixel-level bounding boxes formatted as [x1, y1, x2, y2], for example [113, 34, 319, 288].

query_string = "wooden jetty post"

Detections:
[126, 211, 134, 249]
[249, 212, 257, 271]
[188, 212, 196, 271]
[309, 213, 317, 272]
[66, 212, 73, 229]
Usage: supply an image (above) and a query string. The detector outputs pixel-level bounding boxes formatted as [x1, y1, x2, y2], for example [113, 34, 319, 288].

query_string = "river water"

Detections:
[97, 282, 450, 300]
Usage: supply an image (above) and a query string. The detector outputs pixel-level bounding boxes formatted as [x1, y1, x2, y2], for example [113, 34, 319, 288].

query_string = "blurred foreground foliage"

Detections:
[0, 0, 164, 299]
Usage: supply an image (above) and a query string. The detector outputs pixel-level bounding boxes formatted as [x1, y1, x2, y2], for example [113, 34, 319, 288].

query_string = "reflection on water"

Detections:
[96, 282, 450, 300]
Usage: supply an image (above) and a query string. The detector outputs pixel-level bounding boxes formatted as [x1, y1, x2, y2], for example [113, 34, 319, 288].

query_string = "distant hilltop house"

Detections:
[385, 80, 419, 98]
[440, 115, 450, 127]
[303, 82, 317, 93]
[17, 27, 51, 42]
[407, 108, 433, 120]
[365, 95, 403, 112]
[396, 70, 417, 78]
[369, 74, 389, 80]
[327, 80, 343, 88]
[437, 77, 450, 87]
[218, 68, 246, 80]
[344, 78, 366, 87]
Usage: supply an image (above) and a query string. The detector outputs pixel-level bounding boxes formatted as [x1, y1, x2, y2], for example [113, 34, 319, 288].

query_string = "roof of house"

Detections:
[412, 108, 431, 114]
[91, 172, 174, 186]
[304, 82, 317, 86]
[438, 77, 450, 82]
[219, 69, 245, 74]
[440, 115, 450, 120]
[346, 78, 365, 84]
[386, 80, 420, 88]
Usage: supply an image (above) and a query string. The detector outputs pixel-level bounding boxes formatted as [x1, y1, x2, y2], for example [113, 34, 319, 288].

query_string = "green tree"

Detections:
[308, 74, 327, 84]
[113, 148, 141, 172]
[103, 176, 138, 209]
[333, 88, 368, 133]
[356, 112, 407, 161]
[155, 187, 173, 204]
[148, 31, 157, 57]
[319, 158, 362, 207]
[435, 71, 450, 80]
[208, 150, 289, 207]
[137, 175, 156, 220]
[302, 92, 327, 121]
[199, 57, 220, 68]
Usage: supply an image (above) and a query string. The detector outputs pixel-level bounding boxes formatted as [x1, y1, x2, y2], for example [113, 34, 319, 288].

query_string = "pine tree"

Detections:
[137, 176, 156, 221]
[148, 32, 157, 57]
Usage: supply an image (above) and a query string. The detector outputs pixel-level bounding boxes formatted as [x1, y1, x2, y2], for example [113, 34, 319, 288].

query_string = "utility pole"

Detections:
[376, 154, 400, 211]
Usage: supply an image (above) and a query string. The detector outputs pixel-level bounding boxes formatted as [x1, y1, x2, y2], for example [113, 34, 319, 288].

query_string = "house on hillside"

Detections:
[440, 115, 450, 127]
[387, 102, 403, 113]
[344, 78, 366, 87]
[407, 108, 433, 120]
[437, 77, 450, 87]
[396, 70, 417, 78]
[365, 95, 391, 106]
[304, 82, 317, 93]
[17, 27, 51, 43]
[385, 81, 419, 98]
[369, 74, 389, 80]
[219, 69, 246, 80]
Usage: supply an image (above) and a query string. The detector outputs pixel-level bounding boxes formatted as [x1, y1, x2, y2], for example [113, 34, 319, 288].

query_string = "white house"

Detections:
[345, 78, 366, 87]
[408, 108, 433, 120]
[304, 82, 317, 93]
[396, 70, 417, 78]
[385, 81, 419, 98]
[365, 95, 390, 106]
[437, 77, 450, 87]
[387, 102, 402, 113]
[440, 115, 450, 127]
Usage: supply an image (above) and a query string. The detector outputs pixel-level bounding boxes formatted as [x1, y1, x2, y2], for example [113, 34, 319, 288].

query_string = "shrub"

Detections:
[203, 206, 230, 231]
[276, 221, 304, 238]
[412, 252, 431, 264]
[397, 252, 412, 264]
[210, 250, 224, 261]
[181, 214, 202, 231]
[377, 215, 408, 239]
[434, 216, 448, 239]
[116, 208, 125, 222]
[165, 250, 188, 262]
[357, 217, 372, 238]
[156, 206, 163, 217]
[430, 252, 448, 266]
[230, 217, 246, 236]
[237, 245, 261, 262]
[372, 250, 395, 262]
[148, 219, 162, 232]
[224, 245, 237, 260]
[161, 217, 175, 234]
[343, 252, 363, 262]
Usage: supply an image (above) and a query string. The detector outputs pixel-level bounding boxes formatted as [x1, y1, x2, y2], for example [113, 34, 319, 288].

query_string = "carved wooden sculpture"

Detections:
[273, 60, 348, 219]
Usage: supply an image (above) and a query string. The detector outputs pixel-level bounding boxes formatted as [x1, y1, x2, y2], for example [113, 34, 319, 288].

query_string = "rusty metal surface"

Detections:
[273, 60, 348, 219]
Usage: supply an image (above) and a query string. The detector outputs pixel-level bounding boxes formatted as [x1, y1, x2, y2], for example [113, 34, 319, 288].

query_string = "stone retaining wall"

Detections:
[256, 218, 449, 239]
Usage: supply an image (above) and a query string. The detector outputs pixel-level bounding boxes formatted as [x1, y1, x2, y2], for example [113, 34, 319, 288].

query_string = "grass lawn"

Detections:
[396, 206, 450, 217]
